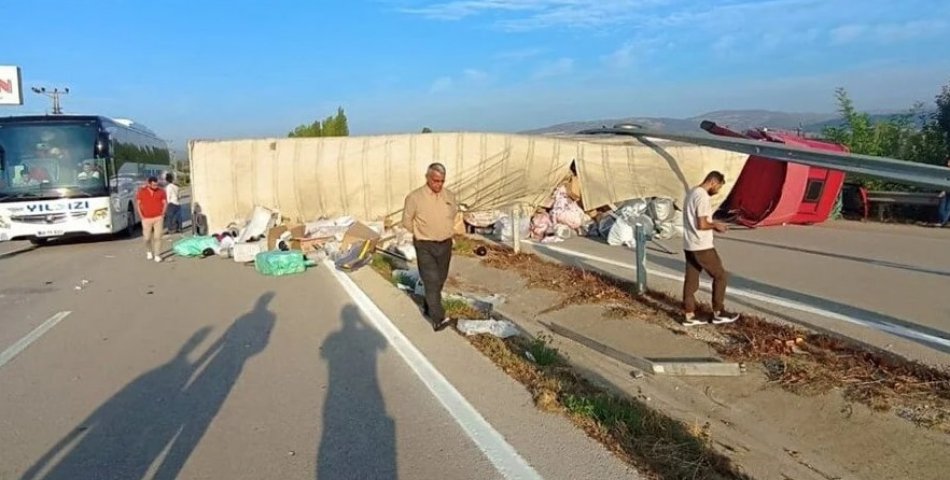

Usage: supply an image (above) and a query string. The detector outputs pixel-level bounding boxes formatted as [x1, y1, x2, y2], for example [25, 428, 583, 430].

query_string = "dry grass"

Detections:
[467, 333, 751, 480]
[481, 248, 638, 314]
[442, 297, 487, 320]
[370, 253, 398, 280]
[472, 241, 950, 433]
[452, 235, 479, 257]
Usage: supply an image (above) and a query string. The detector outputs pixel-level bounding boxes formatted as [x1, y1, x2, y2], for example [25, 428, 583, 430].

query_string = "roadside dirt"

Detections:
[444, 250, 950, 480]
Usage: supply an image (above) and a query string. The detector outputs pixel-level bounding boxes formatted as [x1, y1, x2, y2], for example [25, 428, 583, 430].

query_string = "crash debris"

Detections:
[171, 168, 685, 279]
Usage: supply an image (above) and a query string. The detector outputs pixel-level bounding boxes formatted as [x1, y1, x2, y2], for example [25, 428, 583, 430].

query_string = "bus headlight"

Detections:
[91, 208, 109, 222]
[0, 217, 9, 229]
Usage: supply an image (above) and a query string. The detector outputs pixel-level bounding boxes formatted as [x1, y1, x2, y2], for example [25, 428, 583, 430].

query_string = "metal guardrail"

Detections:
[577, 126, 950, 190]
[866, 190, 945, 206]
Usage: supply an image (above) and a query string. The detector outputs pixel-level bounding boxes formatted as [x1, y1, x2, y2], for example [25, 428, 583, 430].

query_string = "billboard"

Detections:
[0, 66, 24, 106]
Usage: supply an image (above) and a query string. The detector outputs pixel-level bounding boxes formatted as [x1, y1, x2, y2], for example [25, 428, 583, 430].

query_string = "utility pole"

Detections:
[31, 86, 69, 115]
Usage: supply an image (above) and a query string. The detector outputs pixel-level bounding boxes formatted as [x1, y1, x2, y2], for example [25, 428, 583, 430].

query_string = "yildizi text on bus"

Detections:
[0, 115, 171, 244]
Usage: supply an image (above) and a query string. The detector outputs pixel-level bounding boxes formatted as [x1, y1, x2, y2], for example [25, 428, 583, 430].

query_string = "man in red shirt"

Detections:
[137, 176, 168, 263]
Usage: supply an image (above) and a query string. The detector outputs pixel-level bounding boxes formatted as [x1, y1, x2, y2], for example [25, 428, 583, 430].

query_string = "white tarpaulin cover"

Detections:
[189, 132, 748, 232]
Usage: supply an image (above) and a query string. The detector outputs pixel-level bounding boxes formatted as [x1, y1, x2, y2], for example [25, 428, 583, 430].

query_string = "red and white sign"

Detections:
[0, 66, 24, 106]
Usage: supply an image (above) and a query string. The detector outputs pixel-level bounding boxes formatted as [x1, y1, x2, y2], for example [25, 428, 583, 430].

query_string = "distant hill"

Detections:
[520, 109, 930, 136]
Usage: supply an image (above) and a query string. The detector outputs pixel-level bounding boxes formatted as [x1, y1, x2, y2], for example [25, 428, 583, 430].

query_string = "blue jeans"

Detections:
[164, 203, 182, 232]
[939, 193, 950, 226]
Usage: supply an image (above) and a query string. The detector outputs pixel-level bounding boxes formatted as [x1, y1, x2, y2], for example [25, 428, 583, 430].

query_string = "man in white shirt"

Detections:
[163, 173, 182, 234]
[682, 171, 739, 326]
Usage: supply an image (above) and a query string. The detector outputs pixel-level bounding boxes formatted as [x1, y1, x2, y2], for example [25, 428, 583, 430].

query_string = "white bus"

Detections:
[0, 115, 171, 244]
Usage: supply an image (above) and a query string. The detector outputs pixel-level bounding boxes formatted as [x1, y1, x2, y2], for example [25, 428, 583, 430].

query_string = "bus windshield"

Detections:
[0, 121, 107, 201]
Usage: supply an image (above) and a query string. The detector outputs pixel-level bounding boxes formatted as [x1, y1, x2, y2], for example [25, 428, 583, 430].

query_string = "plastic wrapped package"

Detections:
[596, 214, 616, 238]
[529, 212, 553, 240]
[617, 199, 648, 220]
[217, 235, 237, 257]
[254, 251, 309, 276]
[669, 209, 684, 234]
[607, 218, 633, 247]
[554, 224, 573, 239]
[655, 222, 677, 240]
[495, 214, 530, 242]
[608, 214, 655, 248]
[553, 203, 587, 229]
[464, 210, 503, 228]
[173, 236, 221, 257]
[456, 319, 520, 338]
[648, 197, 675, 223]
[391, 269, 422, 292]
[395, 244, 417, 262]
[632, 214, 656, 236]
[550, 185, 588, 229]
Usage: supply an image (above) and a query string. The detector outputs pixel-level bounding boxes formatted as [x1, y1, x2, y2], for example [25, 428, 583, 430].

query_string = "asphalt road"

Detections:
[0, 234, 639, 480]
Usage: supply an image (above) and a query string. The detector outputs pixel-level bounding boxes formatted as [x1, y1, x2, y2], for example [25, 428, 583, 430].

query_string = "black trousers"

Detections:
[414, 238, 453, 322]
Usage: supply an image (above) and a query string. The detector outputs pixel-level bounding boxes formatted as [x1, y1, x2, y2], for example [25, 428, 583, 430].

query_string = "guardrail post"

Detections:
[512, 206, 521, 254]
[634, 223, 647, 295]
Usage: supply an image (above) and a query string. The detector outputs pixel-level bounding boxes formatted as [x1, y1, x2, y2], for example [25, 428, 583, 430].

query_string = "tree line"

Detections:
[288, 107, 350, 138]
[822, 81, 950, 191]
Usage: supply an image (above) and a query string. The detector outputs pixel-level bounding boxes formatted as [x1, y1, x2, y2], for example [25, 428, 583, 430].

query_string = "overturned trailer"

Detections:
[187, 132, 749, 233]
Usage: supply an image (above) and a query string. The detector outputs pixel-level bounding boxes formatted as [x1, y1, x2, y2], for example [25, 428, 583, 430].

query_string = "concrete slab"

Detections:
[546, 321, 742, 377]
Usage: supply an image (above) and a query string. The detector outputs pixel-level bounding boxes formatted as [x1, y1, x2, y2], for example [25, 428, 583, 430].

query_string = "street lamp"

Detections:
[31, 86, 70, 115]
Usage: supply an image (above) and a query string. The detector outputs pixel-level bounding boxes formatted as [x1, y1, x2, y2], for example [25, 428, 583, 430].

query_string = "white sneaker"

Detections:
[681, 312, 706, 327]
[712, 311, 740, 324]
[146, 251, 154, 260]
[154, 255, 163, 263]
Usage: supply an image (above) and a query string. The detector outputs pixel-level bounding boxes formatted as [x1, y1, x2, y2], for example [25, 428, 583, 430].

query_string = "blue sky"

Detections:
[2, 0, 949, 149]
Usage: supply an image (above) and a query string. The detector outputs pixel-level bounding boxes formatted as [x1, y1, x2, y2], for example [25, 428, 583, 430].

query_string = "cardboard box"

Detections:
[268, 221, 382, 254]
[341, 221, 382, 251]
[266, 224, 306, 251]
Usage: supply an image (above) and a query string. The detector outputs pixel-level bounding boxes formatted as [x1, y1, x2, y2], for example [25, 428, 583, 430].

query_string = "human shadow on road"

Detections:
[151, 292, 276, 479]
[316, 305, 397, 480]
[21, 292, 277, 480]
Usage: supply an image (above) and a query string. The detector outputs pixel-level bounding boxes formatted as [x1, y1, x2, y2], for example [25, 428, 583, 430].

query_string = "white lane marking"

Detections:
[524, 241, 950, 349]
[0, 311, 72, 369]
[325, 262, 543, 480]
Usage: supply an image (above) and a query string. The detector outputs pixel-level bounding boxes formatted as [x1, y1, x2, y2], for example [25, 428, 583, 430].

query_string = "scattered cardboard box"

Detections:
[266, 224, 306, 251]
[266, 220, 382, 256]
[341, 221, 381, 251]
